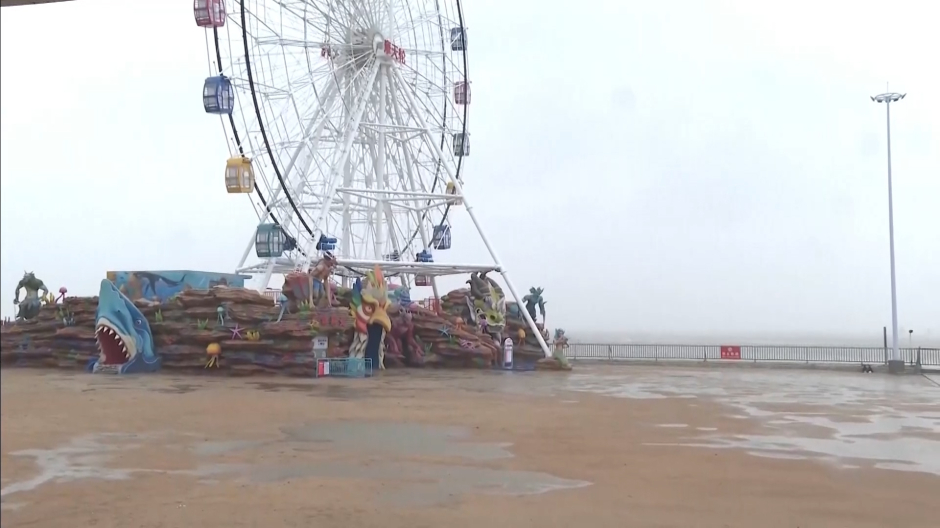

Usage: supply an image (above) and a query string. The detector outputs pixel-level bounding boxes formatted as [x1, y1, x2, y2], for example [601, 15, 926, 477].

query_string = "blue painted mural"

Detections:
[106, 270, 249, 303]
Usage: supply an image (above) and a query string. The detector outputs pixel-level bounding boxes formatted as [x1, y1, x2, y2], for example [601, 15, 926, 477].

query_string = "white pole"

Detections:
[391, 68, 552, 358]
[885, 99, 901, 364]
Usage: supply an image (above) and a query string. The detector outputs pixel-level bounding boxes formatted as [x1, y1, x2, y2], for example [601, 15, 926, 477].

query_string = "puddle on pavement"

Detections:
[228, 460, 590, 507]
[2, 423, 589, 509]
[281, 422, 514, 461]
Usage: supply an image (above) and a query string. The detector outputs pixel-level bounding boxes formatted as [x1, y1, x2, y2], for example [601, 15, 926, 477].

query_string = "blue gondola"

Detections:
[432, 225, 452, 250]
[416, 250, 434, 263]
[453, 133, 469, 157]
[450, 27, 467, 51]
[255, 224, 295, 258]
[316, 234, 337, 252]
[203, 75, 234, 115]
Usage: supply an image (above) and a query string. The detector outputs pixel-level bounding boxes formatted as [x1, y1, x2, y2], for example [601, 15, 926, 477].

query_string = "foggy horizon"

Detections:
[1, 0, 937, 346]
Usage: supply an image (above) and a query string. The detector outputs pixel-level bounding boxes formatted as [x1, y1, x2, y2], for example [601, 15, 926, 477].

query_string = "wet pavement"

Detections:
[566, 366, 940, 475]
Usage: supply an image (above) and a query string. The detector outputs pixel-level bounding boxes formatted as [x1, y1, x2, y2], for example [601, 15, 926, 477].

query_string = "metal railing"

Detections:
[316, 357, 373, 378]
[566, 343, 940, 368]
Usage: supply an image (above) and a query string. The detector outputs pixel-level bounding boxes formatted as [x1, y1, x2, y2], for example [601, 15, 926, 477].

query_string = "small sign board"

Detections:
[720, 346, 741, 360]
[312, 336, 329, 359]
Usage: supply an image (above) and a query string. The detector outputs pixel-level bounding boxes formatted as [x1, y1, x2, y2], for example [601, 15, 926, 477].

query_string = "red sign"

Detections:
[383, 39, 406, 64]
[720, 346, 741, 360]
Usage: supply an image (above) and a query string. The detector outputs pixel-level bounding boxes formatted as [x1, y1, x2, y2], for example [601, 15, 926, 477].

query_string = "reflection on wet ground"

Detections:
[566, 367, 940, 475]
[1, 422, 590, 509]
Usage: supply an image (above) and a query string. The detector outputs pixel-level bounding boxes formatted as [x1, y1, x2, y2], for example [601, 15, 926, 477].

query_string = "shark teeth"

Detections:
[95, 321, 132, 364]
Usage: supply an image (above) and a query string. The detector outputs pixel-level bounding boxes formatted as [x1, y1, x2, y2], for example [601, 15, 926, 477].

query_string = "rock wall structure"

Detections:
[1, 283, 569, 375]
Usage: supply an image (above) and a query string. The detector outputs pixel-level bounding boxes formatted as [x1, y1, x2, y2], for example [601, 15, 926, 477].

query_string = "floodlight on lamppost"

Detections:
[871, 89, 906, 373]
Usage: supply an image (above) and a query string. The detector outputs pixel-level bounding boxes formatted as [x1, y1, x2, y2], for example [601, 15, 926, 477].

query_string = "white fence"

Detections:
[566, 343, 940, 369]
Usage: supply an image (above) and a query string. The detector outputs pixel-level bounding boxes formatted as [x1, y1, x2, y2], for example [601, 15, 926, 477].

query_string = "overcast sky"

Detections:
[1, 0, 937, 344]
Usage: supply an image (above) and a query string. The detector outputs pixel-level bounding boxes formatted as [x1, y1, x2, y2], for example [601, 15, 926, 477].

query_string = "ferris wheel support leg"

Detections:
[391, 68, 552, 358]
[340, 66, 354, 281]
[373, 66, 389, 260]
[236, 82, 341, 276]
[301, 61, 381, 271]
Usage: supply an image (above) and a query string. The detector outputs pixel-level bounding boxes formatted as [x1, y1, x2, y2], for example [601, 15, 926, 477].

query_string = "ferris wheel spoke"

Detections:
[264, 80, 341, 214]
[299, 59, 381, 267]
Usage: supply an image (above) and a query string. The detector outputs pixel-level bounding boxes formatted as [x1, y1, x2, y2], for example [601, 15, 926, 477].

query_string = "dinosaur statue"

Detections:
[13, 272, 49, 321]
[86, 279, 161, 374]
[465, 271, 507, 341]
[522, 286, 547, 324]
[348, 266, 392, 369]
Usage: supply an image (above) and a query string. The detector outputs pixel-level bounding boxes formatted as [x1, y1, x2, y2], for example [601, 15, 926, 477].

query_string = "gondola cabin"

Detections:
[203, 75, 234, 115]
[454, 81, 470, 105]
[255, 224, 291, 258]
[450, 27, 467, 51]
[453, 133, 469, 157]
[414, 275, 431, 287]
[416, 250, 434, 263]
[383, 250, 401, 262]
[445, 181, 463, 206]
[224, 156, 254, 193]
[194, 0, 226, 29]
[432, 225, 452, 250]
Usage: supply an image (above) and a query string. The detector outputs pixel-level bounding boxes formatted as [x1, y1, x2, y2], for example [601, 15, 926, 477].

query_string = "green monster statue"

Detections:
[523, 287, 546, 324]
[13, 271, 49, 321]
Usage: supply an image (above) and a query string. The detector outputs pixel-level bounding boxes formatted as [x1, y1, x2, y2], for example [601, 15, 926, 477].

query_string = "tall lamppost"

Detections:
[870, 90, 906, 373]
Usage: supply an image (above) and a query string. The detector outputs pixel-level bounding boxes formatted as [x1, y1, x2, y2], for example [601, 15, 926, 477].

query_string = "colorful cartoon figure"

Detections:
[465, 271, 507, 341]
[348, 266, 392, 369]
[387, 310, 423, 366]
[88, 279, 161, 374]
[205, 343, 221, 369]
[388, 284, 412, 306]
[522, 287, 547, 324]
[13, 272, 49, 321]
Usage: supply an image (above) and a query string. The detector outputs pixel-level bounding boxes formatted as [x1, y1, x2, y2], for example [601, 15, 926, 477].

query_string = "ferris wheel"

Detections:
[197, 0, 475, 287]
[194, 1, 548, 357]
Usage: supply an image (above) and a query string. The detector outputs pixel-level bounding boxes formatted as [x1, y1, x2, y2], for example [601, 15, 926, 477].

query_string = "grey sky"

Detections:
[1, 0, 937, 343]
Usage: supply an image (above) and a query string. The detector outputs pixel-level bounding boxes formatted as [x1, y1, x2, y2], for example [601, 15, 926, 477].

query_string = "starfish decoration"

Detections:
[437, 325, 452, 338]
[230, 323, 243, 340]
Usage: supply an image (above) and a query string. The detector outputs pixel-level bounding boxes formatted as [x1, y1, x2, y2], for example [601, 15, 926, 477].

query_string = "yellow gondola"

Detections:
[445, 181, 463, 206]
[225, 156, 254, 193]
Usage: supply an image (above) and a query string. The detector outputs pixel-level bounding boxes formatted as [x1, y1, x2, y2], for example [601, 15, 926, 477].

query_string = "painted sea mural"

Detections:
[105, 270, 249, 303]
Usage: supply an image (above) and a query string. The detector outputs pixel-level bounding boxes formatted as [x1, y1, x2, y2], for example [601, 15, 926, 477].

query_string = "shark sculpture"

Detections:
[86, 279, 161, 374]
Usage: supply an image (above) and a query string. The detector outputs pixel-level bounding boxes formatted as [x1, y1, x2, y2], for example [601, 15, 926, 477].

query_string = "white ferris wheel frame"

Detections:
[205, 0, 551, 357]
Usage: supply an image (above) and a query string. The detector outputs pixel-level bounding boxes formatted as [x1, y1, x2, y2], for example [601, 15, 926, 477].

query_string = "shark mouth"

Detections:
[95, 318, 136, 365]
